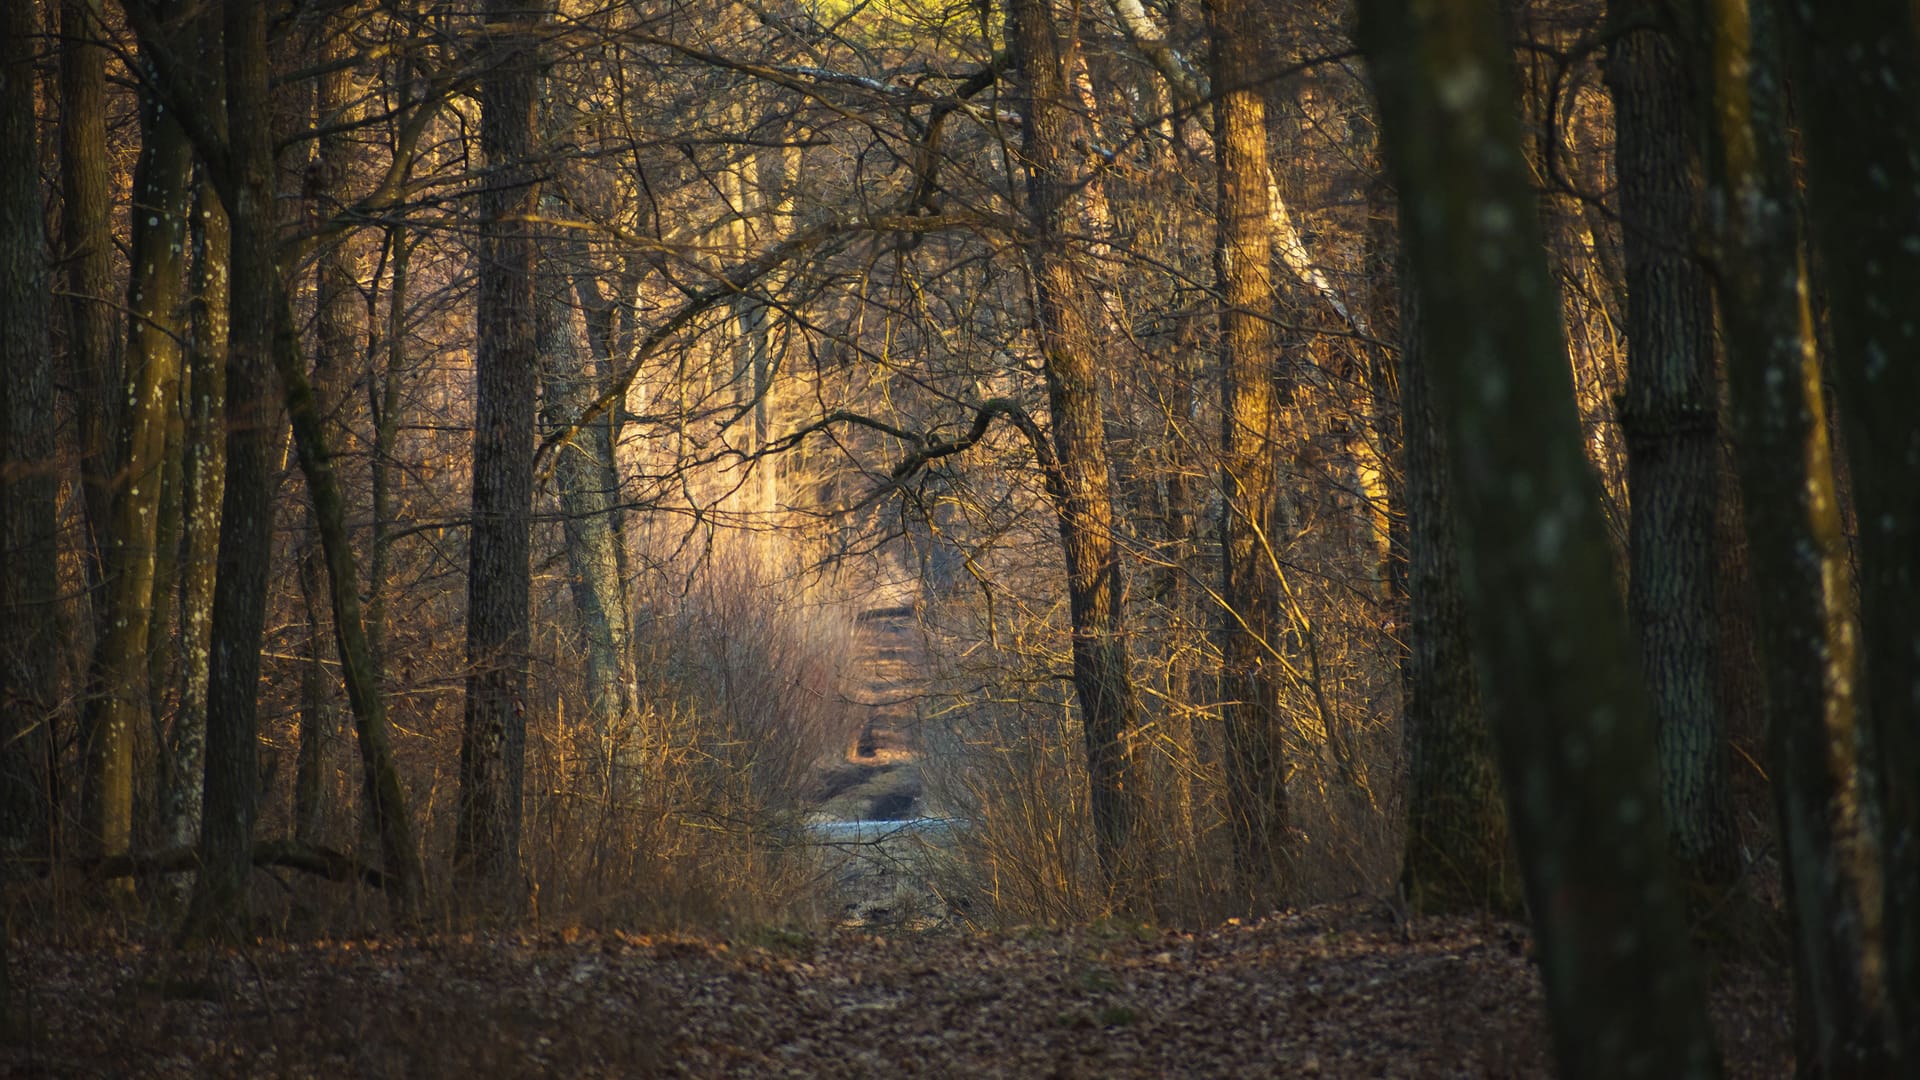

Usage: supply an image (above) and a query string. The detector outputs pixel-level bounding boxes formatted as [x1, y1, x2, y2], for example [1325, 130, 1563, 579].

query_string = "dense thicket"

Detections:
[2, 0, 1914, 1071]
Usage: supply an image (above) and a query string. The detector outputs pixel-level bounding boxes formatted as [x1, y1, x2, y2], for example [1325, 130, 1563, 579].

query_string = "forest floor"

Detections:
[4, 899, 1793, 1078]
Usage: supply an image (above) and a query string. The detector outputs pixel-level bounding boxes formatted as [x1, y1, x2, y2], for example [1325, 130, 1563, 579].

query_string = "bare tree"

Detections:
[1009, 0, 1149, 902]
[1206, 0, 1292, 903]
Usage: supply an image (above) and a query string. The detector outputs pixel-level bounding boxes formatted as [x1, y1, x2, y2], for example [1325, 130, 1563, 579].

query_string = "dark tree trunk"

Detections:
[1362, 0, 1721, 1074]
[368, 226, 408, 672]
[269, 280, 426, 914]
[292, 42, 361, 849]
[187, 0, 280, 937]
[1702, 4, 1888, 1067]
[456, 0, 542, 903]
[1, 0, 60, 870]
[1778, 4, 1920, 1059]
[1205, 0, 1291, 904]
[1396, 282, 1516, 916]
[1009, 0, 1147, 904]
[1606, 0, 1738, 894]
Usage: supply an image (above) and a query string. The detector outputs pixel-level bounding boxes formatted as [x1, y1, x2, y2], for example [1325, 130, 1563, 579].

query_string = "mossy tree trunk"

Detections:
[84, 64, 191, 888]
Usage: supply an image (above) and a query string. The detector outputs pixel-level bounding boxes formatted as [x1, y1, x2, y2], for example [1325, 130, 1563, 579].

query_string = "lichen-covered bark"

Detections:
[1205, 0, 1291, 903]
[1010, 0, 1147, 902]
[1606, 0, 1738, 892]
[83, 80, 190, 877]
[1361, 0, 1720, 1075]
[1, 0, 60, 868]
[1397, 283, 1516, 916]
[1777, 4, 1920, 1059]
[457, 0, 542, 903]
[160, 172, 227, 861]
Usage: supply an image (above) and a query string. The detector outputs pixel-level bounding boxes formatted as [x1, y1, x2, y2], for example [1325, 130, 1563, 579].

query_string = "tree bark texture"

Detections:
[82, 81, 190, 873]
[456, 0, 542, 901]
[1362, 0, 1721, 1075]
[1010, 0, 1147, 903]
[160, 172, 227, 860]
[1, 0, 60, 868]
[59, 0, 117, 607]
[1606, 0, 1738, 891]
[1205, 0, 1292, 903]
[1396, 282, 1516, 916]
[1777, 3, 1920, 1057]
[537, 210, 638, 786]
[188, 0, 280, 936]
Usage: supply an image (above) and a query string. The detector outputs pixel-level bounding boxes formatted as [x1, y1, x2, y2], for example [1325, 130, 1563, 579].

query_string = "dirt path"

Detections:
[810, 599, 929, 824]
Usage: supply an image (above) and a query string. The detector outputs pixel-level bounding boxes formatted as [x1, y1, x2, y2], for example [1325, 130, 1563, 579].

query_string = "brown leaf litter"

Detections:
[3, 900, 1791, 1078]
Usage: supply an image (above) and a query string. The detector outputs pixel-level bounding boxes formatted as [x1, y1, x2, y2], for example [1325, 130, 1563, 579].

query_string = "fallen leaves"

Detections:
[3, 900, 1792, 1078]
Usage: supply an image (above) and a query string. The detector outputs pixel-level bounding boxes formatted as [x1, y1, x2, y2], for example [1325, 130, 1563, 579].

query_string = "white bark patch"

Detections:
[1437, 65, 1487, 114]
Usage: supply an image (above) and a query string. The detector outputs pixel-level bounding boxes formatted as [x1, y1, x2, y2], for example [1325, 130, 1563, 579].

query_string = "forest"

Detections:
[1, 0, 1916, 1075]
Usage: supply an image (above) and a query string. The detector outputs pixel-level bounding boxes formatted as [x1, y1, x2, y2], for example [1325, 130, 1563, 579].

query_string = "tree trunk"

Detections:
[1396, 281, 1516, 916]
[1777, 4, 1920, 1058]
[83, 76, 191, 881]
[1204, 0, 1291, 905]
[59, 0, 116, 614]
[0, 0, 60, 870]
[1009, 0, 1147, 905]
[187, 0, 280, 937]
[1606, 0, 1738, 893]
[456, 0, 542, 903]
[368, 226, 409, 672]
[160, 170, 227, 867]
[538, 207, 637, 787]
[292, 44, 363, 848]
[269, 280, 426, 914]
[1362, 0, 1721, 1074]
[1702, 5, 1888, 1067]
